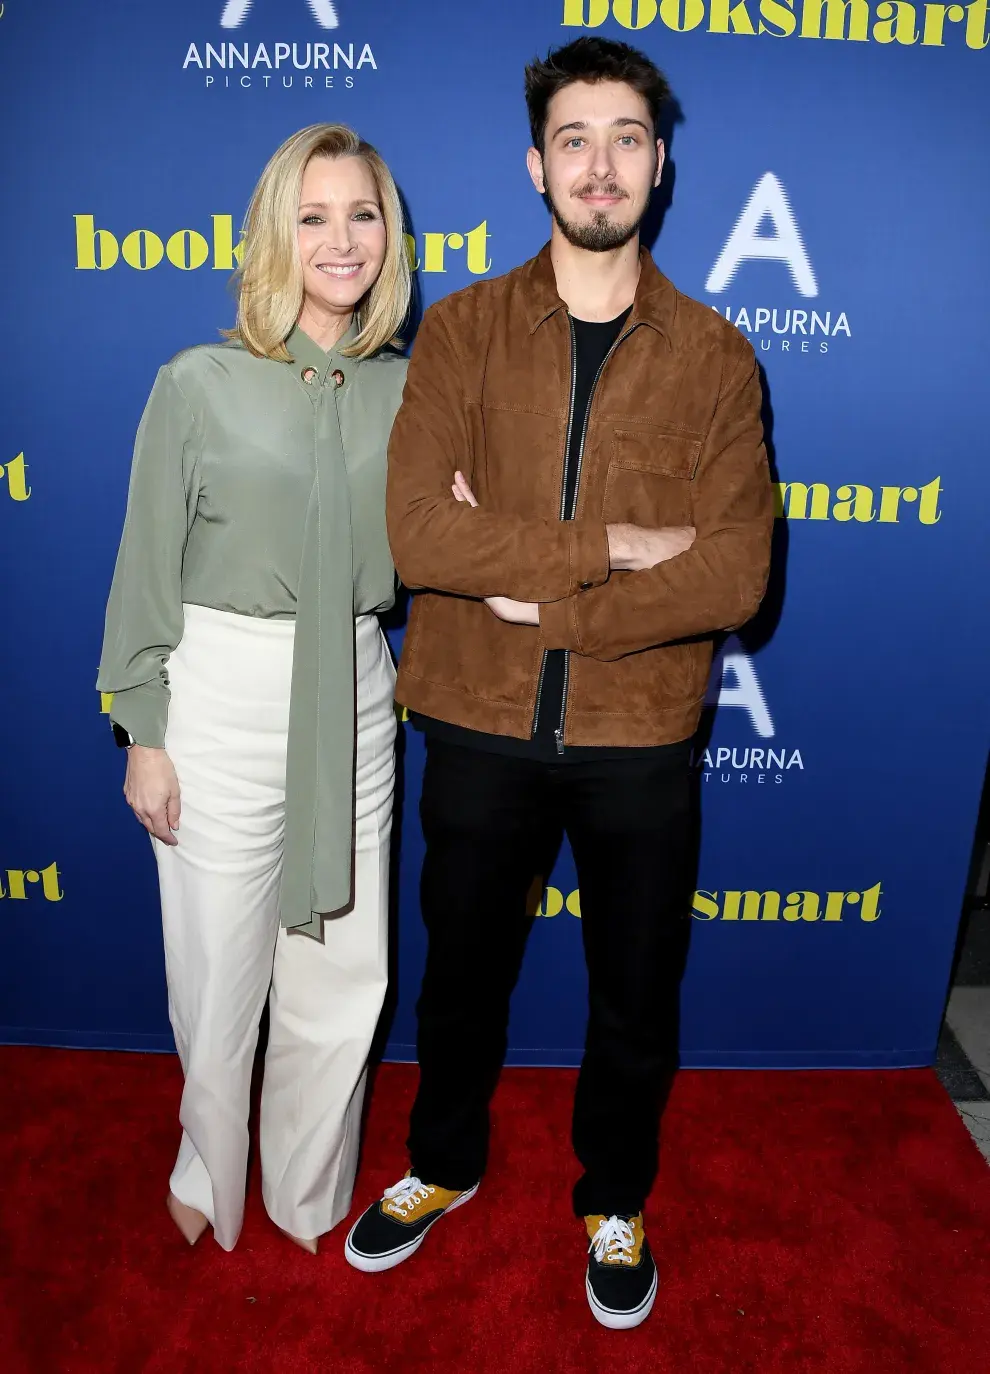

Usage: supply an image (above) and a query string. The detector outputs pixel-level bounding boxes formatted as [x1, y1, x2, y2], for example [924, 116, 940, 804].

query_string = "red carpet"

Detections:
[2, 1050, 989, 1373]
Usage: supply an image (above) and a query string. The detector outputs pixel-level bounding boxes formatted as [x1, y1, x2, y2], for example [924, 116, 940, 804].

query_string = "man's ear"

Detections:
[654, 140, 666, 189]
[526, 146, 546, 196]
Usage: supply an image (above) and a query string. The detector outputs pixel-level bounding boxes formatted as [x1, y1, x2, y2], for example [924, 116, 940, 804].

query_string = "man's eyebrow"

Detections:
[551, 117, 651, 139]
[552, 120, 588, 139]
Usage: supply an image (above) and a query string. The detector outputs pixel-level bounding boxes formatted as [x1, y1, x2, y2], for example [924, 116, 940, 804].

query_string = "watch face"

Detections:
[111, 721, 133, 748]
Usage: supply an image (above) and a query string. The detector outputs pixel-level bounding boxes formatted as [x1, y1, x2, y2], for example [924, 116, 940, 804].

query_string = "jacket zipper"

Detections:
[533, 315, 579, 743]
[552, 323, 637, 755]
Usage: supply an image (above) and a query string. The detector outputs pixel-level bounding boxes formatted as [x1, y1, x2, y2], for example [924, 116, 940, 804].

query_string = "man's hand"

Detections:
[123, 745, 181, 846]
[486, 596, 540, 625]
[607, 523, 696, 571]
[452, 471, 478, 507]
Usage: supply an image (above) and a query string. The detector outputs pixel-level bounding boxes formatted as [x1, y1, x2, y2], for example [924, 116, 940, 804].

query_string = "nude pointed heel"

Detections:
[277, 1226, 319, 1254]
[167, 1192, 210, 1246]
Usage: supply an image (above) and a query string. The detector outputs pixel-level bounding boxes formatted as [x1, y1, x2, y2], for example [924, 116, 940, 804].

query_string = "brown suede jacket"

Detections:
[386, 245, 773, 748]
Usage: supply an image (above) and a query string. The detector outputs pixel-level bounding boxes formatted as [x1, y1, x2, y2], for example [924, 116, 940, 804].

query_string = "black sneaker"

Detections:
[344, 1173, 479, 1273]
[584, 1213, 658, 1329]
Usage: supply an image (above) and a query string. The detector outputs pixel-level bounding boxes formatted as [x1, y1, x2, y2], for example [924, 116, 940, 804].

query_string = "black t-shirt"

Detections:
[414, 308, 685, 762]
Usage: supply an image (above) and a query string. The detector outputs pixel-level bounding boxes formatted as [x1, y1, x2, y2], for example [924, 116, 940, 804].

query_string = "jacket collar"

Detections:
[523, 242, 675, 348]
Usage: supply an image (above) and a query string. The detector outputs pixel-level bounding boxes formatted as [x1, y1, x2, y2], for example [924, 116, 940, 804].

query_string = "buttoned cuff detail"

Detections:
[568, 519, 609, 595]
[107, 682, 168, 750]
[539, 595, 581, 653]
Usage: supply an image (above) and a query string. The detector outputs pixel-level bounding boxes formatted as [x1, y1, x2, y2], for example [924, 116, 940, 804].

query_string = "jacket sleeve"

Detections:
[538, 342, 772, 662]
[96, 365, 199, 747]
[386, 304, 610, 601]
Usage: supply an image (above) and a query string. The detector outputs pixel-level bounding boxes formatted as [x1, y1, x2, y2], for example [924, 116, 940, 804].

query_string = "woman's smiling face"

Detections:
[297, 153, 387, 321]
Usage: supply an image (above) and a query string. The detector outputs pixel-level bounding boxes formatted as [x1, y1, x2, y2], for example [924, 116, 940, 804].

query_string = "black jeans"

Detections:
[407, 736, 694, 1217]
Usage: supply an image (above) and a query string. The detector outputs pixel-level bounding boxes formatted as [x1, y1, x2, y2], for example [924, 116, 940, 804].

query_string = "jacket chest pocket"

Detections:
[602, 427, 701, 525]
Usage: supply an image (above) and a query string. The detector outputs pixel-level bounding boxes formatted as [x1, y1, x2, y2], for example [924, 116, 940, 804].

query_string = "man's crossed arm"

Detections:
[449, 469, 695, 627]
[385, 304, 772, 661]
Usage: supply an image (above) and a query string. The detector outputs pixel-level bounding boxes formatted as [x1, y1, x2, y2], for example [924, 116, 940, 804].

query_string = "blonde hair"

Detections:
[229, 123, 410, 362]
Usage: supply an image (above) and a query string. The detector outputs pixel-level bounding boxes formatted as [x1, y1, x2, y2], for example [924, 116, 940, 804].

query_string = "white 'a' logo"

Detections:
[705, 637, 775, 739]
[705, 173, 817, 298]
[221, 0, 339, 27]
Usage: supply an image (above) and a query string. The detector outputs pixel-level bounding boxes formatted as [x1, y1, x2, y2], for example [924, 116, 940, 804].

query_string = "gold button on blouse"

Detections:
[331, 369, 345, 389]
[301, 366, 318, 385]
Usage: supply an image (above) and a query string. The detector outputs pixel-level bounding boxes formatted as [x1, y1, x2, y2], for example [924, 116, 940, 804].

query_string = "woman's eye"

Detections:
[618, 136, 636, 147]
[353, 211, 378, 222]
[301, 215, 323, 226]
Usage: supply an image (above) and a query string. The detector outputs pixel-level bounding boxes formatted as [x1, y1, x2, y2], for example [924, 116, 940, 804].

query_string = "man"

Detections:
[345, 37, 772, 1329]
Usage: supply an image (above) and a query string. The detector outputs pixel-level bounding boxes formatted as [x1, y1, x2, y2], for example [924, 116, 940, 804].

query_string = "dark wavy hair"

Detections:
[525, 37, 671, 155]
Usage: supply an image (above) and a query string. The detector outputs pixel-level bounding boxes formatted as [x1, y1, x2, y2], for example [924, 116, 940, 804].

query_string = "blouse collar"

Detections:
[285, 320, 361, 387]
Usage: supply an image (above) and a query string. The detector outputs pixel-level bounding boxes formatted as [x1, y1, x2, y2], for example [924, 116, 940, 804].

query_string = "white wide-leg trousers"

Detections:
[155, 605, 395, 1251]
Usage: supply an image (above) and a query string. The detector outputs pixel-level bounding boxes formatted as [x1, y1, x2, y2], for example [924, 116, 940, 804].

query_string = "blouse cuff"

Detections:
[108, 682, 168, 749]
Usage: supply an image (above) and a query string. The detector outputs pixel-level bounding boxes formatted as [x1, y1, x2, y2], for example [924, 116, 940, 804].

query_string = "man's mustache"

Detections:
[572, 182, 628, 200]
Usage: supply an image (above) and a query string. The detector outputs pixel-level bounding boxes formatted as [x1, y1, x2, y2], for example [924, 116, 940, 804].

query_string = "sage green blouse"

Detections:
[97, 324, 408, 937]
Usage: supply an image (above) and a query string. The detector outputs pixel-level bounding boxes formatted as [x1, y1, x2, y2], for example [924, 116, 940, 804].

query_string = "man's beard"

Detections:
[547, 181, 642, 253]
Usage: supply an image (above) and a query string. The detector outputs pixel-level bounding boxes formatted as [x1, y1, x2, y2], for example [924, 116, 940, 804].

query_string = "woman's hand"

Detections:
[451, 472, 540, 626]
[123, 746, 181, 845]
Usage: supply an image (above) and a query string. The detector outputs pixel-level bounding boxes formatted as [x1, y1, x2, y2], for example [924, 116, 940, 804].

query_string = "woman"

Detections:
[97, 124, 410, 1253]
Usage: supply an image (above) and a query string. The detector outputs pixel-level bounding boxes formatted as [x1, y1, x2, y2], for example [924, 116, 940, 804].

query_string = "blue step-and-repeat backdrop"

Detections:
[2, 0, 988, 1067]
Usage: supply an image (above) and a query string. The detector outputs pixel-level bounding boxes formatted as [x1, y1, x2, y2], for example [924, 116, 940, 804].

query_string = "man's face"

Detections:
[527, 80, 664, 253]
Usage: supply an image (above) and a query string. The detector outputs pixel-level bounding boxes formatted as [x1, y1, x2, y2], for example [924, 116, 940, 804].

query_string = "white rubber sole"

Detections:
[586, 1266, 659, 1330]
[344, 1182, 480, 1273]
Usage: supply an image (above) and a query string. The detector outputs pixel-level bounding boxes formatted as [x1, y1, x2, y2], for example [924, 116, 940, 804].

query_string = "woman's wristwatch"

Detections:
[111, 721, 135, 749]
